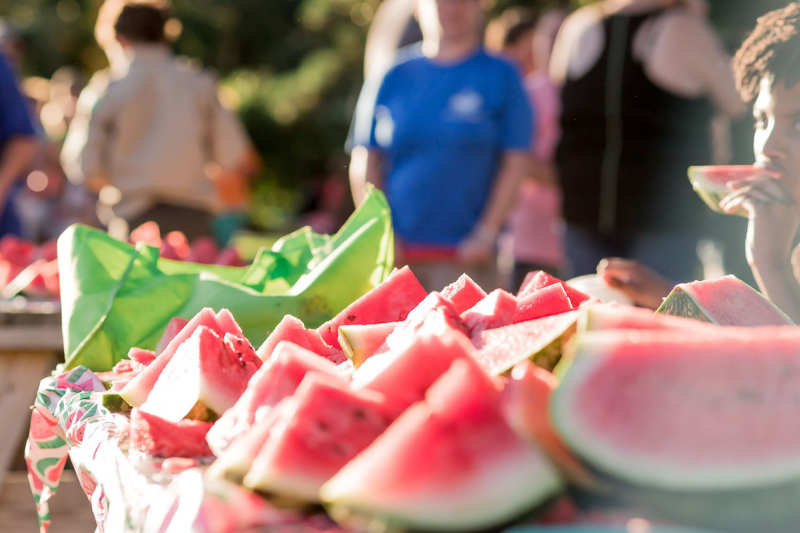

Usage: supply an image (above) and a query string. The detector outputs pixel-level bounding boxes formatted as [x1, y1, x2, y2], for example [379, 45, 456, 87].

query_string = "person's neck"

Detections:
[603, 0, 673, 15]
[422, 36, 481, 64]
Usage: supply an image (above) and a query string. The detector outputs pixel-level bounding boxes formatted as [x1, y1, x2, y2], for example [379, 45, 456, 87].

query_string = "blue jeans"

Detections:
[564, 225, 702, 283]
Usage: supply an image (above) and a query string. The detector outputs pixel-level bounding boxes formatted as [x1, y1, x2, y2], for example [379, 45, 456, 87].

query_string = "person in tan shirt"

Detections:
[61, 3, 253, 242]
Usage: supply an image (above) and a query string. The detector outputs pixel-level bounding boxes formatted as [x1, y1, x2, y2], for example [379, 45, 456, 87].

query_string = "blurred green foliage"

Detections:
[0, 0, 791, 230]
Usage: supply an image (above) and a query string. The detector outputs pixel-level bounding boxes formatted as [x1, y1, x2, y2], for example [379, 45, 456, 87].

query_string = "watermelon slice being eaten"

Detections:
[321, 359, 562, 532]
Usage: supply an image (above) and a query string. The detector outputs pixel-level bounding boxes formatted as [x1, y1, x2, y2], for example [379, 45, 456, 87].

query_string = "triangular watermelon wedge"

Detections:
[119, 308, 245, 407]
[514, 283, 574, 324]
[441, 274, 487, 314]
[257, 315, 337, 362]
[519, 271, 591, 307]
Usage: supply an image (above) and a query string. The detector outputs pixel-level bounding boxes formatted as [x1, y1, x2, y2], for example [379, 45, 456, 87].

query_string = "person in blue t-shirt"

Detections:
[0, 50, 37, 238]
[350, 0, 533, 291]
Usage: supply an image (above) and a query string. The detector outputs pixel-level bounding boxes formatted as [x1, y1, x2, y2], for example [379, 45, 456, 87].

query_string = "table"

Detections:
[0, 298, 62, 488]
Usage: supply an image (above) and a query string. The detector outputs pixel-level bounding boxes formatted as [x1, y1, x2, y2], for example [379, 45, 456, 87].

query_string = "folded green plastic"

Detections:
[58, 188, 394, 372]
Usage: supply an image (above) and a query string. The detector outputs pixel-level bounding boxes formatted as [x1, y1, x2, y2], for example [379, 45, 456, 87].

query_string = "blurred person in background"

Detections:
[550, 0, 744, 281]
[486, 7, 567, 291]
[0, 20, 39, 239]
[61, 2, 256, 244]
[350, 0, 533, 292]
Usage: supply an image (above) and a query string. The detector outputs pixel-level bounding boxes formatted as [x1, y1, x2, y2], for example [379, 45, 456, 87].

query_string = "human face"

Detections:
[753, 77, 800, 202]
[418, 0, 484, 44]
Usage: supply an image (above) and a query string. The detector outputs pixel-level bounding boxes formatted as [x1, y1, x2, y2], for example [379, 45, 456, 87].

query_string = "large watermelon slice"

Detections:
[243, 373, 394, 503]
[156, 317, 189, 355]
[257, 315, 337, 362]
[338, 322, 399, 368]
[472, 311, 580, 375]
[129, 408, 213, 458]
[441, 274, 487, 314]
[657, 275, 794, 326]
[316, 266, 427, 349]
[119, 308, 245, 407]
[383, 291, 466, 351]
[206, 341, 343, 455]
[552, 328, 800, 531]
[321, 359, 563, 532]
[352, 326, 477, 415]
[141, 326, 262, 422]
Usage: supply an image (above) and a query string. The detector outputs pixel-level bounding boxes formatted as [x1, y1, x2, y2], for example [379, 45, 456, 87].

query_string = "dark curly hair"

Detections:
[733, 2, 800, 102]
[114, 4, 167, 44]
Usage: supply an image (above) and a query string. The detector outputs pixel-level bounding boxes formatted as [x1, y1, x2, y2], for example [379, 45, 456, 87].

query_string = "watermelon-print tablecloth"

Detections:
[25, 365, 344, 533]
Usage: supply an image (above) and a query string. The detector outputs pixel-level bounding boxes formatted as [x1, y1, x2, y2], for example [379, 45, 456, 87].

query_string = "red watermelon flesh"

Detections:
[0, 259, 24, 290]
[215, 247, 246, 267]
[461, 289, 518, 333]
[657, 275, 794, 326]
[96, 358, 148, 384]
[321, 359, 562, 532]
[581, 304, 717, 333]
[519, 271, 591, 307]
[502, 361, 598, 488]
[243, 373, 394, 502]
[120, 308, 243, 407]
[441, 274, 487, 314]
[352, 326, 476, 416]
[316, 266, 427, 349]
[553, 328, 800, 490]
[156, 317, 190, 355]
[163, 231, 190, 260]
[130, 221, 162, 248]
[206, 341, 343, 455]
[0, 235, 34, 264]
[129, 408, 213, 458]
[514, 283, 573, 324]
[128, 347, 156, 366]
[472, 311, 580, 375]
[140, 326, 262, 422]
[257, 315, 336, 362]
[206, 399, 291, 483]
[186, 236, 220, 264]
[338, 322, 399, 368]
[383, 291, 466, 351]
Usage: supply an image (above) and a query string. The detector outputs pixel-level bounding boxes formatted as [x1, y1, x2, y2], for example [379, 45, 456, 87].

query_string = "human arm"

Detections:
[0, 136, 37, 206]
[349, 146, 384, 206]
[458, 151, 529, 265]
[720, 176, 800, 322]
[597, 257, 674, 309]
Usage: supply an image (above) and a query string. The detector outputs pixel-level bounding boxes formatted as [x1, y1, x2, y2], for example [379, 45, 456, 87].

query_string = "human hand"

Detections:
[597, 258, 674, 309]
[457, 225, 495, 266]
[720, 175, 800, 268]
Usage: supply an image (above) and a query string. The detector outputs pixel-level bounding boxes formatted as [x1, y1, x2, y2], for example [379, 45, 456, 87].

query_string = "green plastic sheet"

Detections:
[58, 188, 394, 372]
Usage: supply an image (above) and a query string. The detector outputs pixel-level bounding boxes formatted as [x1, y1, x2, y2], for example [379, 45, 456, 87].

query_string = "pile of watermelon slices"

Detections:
[94, 268, 800, 532]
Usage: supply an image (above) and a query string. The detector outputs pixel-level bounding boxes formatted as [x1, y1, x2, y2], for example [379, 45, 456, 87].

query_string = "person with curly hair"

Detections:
[597, 2, 800, 321]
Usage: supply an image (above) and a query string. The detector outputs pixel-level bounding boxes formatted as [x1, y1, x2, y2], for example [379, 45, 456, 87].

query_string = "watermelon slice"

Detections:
[321, 359, 562, 532]
[128, 347, 157, 366]
[580, 304, 716, 333]
[156, 317, 190, 355]
[119, 308, 245, 407]
[502, 361, 598, 488]
[186, 236, 220, 264]
[461, 289, 518, 333]
[514, 283, 574, 324]
[141, 326, 262, 422]
[657, 275, 794, 326]
[129, 408, 213, 458]
[519, 271, 591, 307]
[130, 221, 162, 247]
[206, 399, 291, 483]
[206, 341, 343, 455]
[215, 247, 246, 267]
[243, 373, 394, 503]
[383, 291, 466, 351]
[552, 328, 800, 531]
[472, 311, 580, 375]
[338, 322, 399, 368]
[316, 266, 427, 349]
[441, 274, 487, 314]
[688, 165, 768, 216]
[257, 315, 336, 362]
[352, 326, 477, 415]
[96, 358, 147, 384]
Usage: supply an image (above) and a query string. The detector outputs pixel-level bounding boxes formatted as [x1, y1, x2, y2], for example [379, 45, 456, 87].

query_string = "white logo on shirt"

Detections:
[445, 89, 484, 122]
[374, 105, 394, 147]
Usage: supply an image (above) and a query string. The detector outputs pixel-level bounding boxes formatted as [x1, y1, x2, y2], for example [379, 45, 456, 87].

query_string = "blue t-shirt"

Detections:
[353, 47, 533, 247]
[0, 53, 36, 237]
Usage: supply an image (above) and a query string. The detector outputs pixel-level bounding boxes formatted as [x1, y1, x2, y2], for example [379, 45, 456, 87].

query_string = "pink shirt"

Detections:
[509, 73, 565, 266]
